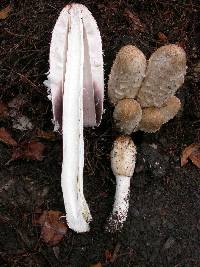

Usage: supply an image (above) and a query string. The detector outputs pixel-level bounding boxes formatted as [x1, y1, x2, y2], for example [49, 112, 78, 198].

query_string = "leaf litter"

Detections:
[181, 143, 200, 169]
[0, 5, 12, 20]
[9, 140, 45, 163]
[32, 210, 68, 246]
[0, 127, 17, 146]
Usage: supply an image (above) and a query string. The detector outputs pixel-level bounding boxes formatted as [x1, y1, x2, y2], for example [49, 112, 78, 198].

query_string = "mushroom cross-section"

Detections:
[44, 4, 104, 233]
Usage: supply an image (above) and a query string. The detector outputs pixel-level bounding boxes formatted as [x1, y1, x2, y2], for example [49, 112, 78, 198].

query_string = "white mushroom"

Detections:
[106, 136, 136, 232]
[44, 4, 104, 232]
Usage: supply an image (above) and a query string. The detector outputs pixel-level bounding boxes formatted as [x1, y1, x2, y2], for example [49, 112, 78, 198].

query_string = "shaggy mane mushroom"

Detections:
[44, 4, 104, 233]
[106, 136, 136, 232]
[106, 44, 187, 231]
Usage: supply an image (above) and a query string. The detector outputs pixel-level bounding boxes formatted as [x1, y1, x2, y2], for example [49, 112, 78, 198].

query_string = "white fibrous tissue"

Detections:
[44, 4, 104, 232]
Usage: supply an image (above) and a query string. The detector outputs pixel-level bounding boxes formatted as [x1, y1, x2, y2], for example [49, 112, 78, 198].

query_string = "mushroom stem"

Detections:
[61, 6, 91, 232]
[106, 175, 131, 232]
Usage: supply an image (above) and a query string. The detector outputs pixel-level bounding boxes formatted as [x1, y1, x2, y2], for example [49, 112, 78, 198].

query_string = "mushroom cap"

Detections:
[161, 95, 181, 122]
[138, 95, 181, 133]
[45, 3, 104, 130]
[108, 45, 146, 105]
[111, 136, 136, 177]
[137, 44, 186, 108]
[138, 107, 165, 133]
[113, 99, 142, 134]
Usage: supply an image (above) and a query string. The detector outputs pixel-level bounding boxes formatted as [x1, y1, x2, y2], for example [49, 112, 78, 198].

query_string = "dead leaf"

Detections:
[105, 249, 112, 262]
[0, 5, 12, 20]
[32, 210, 67, 246]
[181, 143, 200, 168]
[11, 141, 45, 162]
[0, 101, 8, 119]
[124, 8, 145, 32]
[158, 32, 168, 42]
[37, 129, 56, 140]
[190, 150, 200, 168]
[0, 128, 17, 146]
[89, 263, 102, 267]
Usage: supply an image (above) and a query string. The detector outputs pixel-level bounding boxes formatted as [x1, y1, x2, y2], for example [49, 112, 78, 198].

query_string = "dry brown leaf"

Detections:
[0, 101, 8, 118]
[11, 141, 45, 161]
[189, 148, 200, 168]
[89, 263, 102, 267]
[36, 129, 56, 140]
[124, 8, 145, 32]
[158, 32, 168, 42]
[0, 128, 17, 146]
[32, 210, 68, 246]
[181, 143, 200, 168]
[0, 5, 12, 20]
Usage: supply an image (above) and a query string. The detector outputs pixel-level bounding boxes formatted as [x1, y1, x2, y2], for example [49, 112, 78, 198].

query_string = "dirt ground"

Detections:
[0, 0, 200, 266]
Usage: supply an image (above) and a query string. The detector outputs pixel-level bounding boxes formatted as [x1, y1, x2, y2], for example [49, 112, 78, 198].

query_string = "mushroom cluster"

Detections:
[108, 44, 187, 134]
[107, 44, 186, 232]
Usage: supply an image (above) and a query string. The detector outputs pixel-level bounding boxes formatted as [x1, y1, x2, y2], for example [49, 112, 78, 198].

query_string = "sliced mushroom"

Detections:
[137, 44, 186, 108]
[108, 45, 146, 105]
[45, 4, 104, 232]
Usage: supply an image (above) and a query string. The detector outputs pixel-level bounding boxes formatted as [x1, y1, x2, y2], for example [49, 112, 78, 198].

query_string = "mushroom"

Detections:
[44, 4, 104, 232]
[108, 45, 146, 106]
[138, 96, 181, 133]
[113, 98, 142, 134]
[137, 44, 186, 108]
[106, 136, 136, 232]
[106, 44, 186, 232]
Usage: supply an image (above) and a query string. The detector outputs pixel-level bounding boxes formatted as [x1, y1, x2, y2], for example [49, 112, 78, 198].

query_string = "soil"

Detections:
[0, 0, 200, 266]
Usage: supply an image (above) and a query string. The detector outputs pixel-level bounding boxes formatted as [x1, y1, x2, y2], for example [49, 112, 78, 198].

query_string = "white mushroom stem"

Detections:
[61, 6, 91, 232]
[109, 175, 131, 227]
[106, 136, 136, 232]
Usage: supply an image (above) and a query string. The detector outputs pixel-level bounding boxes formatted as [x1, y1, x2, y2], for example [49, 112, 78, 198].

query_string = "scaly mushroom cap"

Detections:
[137, 44, 186, 108]
[108, 45, 146, 105]
[111, 136, 136, 177]
[113, 99, 142, 134]
[138, 96, 181, 133]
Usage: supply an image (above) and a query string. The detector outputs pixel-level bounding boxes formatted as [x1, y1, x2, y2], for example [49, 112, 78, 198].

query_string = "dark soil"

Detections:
[1, 0, 200, 266]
